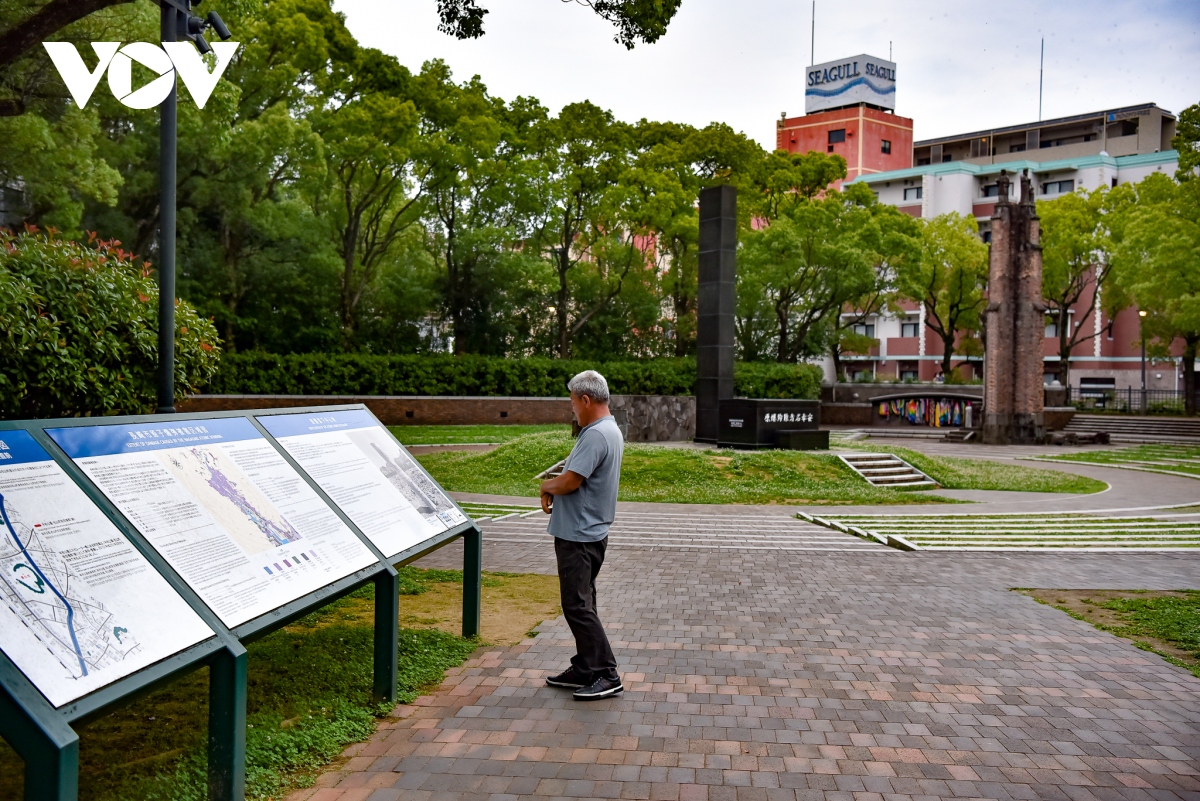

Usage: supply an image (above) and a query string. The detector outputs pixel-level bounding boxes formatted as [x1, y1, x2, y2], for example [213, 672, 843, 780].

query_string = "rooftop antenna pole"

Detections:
[1038, 37, 1044, 121]
[889, 40, 892, 61]
[810, 0, 815, 65]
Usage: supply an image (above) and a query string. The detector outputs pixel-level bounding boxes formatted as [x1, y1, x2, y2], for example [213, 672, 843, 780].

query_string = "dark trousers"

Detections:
[554, 537, 618, 680]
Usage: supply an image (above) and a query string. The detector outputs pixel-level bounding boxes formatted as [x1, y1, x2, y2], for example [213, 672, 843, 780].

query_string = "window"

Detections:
[982, 184, 1000, 197]
[1043, 179, 1075, 195]
[942, 154, 952, 162]
[901, 322, 920, 338]
[1009, 143, 1026, 153]
[852, 323, 875, 338]
[903, 187, 922, 201]
[1045, 313, 1071, 338]
[881, 139, 892, 154]
[916, 158, 931, 166]
[828, 129, 846, 144]
[981, 230, 992, 244]
[1111, 177, 1118, 188]
[900, 369, 919, 382]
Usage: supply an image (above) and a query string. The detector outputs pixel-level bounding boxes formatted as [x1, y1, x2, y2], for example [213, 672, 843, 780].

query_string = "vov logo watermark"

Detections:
[44, 37, 238, 110]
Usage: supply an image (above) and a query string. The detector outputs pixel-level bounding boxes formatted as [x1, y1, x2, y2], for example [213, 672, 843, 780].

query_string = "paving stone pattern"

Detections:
[478, 510, 888, 553]
[290, 516, 1200, 801]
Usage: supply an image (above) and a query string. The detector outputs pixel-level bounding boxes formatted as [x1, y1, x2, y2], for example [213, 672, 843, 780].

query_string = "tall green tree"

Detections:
[310, 53, 428, 347]
[418, 65, 550, 355]
[1112, 173, 1200, 415]
[1173, 101, 1200, 182]
[830, 190, 923, 381]
[752, 149, 847, 220]
[895, 212, 989, 378]
[1038, 186, 1124, 385]
[739, 184, 880, 363]
[527, 101, 633, 358]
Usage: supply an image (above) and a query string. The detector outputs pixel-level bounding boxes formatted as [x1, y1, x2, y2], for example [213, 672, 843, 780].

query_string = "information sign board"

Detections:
[47, 417, 378, 628]
[0, 430, 213, 708]
[257, 409, 468, 559]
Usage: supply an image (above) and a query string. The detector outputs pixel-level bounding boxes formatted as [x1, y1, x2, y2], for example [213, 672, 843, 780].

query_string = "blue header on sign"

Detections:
[0, 430, 53, 465]
[48, 417, 263, 458]
[256, 409, 378, 438]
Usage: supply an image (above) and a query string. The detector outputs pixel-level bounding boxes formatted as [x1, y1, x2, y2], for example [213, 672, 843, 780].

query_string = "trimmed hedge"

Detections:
[204, 353, 822, 400]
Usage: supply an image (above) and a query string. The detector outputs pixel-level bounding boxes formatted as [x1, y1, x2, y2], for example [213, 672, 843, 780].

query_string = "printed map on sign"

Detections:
[0, 494, 139, 681]
[48, 417, 378, 629]
[0, 428, 212, 708]
[161, 446, 301, 555]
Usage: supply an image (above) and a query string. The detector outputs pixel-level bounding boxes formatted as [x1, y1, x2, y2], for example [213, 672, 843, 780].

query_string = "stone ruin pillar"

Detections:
[982, 170, 1047, 445]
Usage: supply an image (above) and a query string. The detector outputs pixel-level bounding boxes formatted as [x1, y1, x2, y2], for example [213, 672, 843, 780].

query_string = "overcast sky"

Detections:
[336, 0, 1199, 149]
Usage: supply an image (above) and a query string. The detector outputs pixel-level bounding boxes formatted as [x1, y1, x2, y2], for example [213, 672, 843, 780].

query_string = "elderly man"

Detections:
[539, 370, 624, 700]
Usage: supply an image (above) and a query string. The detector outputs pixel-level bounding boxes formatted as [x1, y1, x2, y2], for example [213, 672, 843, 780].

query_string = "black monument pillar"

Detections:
[695, 185, 737, 443]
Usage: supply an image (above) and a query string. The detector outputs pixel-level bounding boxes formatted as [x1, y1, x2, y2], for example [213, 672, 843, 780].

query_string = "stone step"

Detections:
[838, 453, 937, 488]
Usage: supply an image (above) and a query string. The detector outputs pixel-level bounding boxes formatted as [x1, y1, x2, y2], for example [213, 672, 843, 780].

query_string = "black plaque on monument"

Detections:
[717, 399, 828, 450]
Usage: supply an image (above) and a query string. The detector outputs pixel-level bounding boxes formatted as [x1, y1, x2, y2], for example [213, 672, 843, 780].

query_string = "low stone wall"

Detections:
[820, 402, 874, 426]
[178, 394, 696, 440]
[609, 395, 696, 442]
[1044, 406, 1076, 431]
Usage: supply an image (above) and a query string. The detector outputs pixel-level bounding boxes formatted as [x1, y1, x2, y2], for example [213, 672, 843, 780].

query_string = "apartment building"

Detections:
[837, 104, 1180, 390]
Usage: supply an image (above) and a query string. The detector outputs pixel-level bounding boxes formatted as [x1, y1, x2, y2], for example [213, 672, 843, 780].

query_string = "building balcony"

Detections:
[885, 337, 921, 357]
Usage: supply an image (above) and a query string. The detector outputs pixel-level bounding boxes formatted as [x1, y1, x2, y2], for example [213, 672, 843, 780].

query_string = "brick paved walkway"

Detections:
[290, 515, 1200, 801]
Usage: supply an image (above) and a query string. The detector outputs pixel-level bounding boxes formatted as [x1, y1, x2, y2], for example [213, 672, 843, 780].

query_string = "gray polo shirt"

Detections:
[547, 415, 623, 542]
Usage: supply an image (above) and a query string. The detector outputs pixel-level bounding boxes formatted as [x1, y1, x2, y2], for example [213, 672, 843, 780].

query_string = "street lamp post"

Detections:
[156, 0, 180, 414]
[155, 0, 231, 414]
[1139, 309, 1148, 414]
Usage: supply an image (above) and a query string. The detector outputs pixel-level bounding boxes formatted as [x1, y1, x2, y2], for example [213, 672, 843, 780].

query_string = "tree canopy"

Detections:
[436, 0, 683, 49]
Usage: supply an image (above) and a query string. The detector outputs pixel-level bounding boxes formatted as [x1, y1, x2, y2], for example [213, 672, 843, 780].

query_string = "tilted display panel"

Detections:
[0, 429, 215, 709]
[47, 417, 379, 629]
[256, 408, 469, 560]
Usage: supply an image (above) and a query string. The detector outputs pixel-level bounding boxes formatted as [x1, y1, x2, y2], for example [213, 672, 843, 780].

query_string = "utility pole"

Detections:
[1038, 37, 1044, 122]
[156, 0, 180, 414]
[810, 1, 815, 65]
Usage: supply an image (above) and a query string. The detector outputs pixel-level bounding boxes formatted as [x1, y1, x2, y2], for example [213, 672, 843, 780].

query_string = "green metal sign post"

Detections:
[0, 406, 482, 800]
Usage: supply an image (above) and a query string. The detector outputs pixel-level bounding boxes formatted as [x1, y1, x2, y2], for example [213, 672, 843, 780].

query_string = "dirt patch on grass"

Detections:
[1017, 589, 1200, 676]
[309, 571, 561, 646]
[402, 572, 562, 645]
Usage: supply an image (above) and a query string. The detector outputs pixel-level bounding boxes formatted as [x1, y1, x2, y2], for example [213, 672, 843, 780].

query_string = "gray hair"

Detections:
[567, 370, 610, 403]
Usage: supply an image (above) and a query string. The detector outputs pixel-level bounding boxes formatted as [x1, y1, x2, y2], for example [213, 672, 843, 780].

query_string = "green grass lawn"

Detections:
[857, 444, 1110, 494]
[416, 432, 1106, 505]
[1040, 444, 1200, 478]
[0, 570, 479, 801]
[389, 424, 567, 445]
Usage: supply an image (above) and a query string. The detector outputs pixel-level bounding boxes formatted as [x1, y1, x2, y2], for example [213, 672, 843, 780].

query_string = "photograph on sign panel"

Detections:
[256, 410, 468, 559]
[346, 427, 467, 529]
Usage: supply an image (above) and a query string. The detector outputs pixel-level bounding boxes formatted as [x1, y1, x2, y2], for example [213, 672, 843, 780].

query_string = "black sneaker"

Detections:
[546, 666, 591, 689]
[573, 675, 623, 701]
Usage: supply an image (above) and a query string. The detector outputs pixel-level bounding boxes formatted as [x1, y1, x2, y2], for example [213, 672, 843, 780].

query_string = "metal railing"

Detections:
[1065, 386, 1199, 415]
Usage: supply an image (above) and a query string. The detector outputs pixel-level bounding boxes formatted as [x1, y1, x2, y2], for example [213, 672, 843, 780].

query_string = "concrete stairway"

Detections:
[838, 453, 937, 488]
[1064, 414, 1200, 444]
